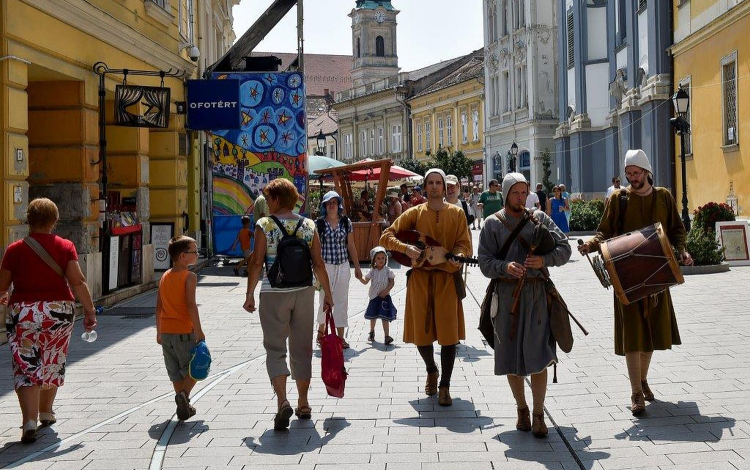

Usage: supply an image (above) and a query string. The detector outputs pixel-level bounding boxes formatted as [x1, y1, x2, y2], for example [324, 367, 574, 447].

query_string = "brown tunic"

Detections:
[588, 187, 686, 355]
[380, 204, 472, 346]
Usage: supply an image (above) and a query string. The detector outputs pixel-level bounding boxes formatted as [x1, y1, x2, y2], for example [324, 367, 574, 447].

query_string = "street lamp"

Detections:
[316, 130, 326, 156]
[508, 141, 518, 173]
[670, 87, 691, 232]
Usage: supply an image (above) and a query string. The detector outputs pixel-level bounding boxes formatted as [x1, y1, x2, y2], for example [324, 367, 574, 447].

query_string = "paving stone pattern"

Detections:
[1, 230, 749, 469]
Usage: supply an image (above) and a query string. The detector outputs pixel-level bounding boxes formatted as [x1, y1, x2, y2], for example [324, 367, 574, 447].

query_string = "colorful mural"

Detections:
[209, 72, 307, 255]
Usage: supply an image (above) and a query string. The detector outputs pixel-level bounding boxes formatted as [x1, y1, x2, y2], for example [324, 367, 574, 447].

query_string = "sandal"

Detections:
[21, 420, 37, 444]
[384, 335, 394, 345]
[295, 405, 312, 420]
[274, 400, 293, 430]
[368, 331, 375, 342]
[341, 340, 350, 349]
[39, 412, 56, 427]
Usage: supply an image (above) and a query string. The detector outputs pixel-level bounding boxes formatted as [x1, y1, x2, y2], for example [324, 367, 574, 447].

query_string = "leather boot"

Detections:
[641, 380, 655, 401]
[516, 407, 531, 432]
[425, 371, 439, 396]
[438, 386, 452, 406]
[532, 413, 548, 437]
[631, 391, 646, 416]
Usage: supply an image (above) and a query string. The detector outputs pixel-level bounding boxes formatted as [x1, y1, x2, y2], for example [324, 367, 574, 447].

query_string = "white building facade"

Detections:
[483, 0, 558, 185]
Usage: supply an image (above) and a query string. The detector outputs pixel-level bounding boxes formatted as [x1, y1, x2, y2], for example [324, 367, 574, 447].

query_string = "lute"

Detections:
[390, 230, 478, 268]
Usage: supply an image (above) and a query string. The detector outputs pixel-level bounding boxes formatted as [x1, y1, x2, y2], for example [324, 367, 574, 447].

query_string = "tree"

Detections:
[428, 148, 473, 181]
[541, 148, 554, 194]
[398, 157, 429, 177]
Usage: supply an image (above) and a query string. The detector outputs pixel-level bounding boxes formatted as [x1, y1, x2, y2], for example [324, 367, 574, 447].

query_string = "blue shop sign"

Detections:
[186, 79, 241, 130]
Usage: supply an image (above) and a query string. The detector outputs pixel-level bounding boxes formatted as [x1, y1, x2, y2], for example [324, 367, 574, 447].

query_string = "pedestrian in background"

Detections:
[244, 178, 333, 430]
[559, 183, 571, 225]
[0, 198, 97, 443]
[535, 183, 548, 213]
[410, 186, 427, 206]
[478, 173, 571, 437]
[230, 216, 253, 276]
[359, 246, 396, 345]
[579, 149, 692, 416]
[470, 186, 482, 229]
[548, 186, 570, 233]
[479, 179, 504, 222]
[606, 176, 622, 199]
[253, 194, 268, 226]
[314, 191, 362, 349]
[386, 190, 403, 224]
[156, 235, 205, 422]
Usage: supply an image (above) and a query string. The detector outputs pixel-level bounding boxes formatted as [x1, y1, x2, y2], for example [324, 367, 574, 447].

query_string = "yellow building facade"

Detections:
[671, 0, 749, 215]
[0, 0, 222, 298]
[408, 52, 485, 169]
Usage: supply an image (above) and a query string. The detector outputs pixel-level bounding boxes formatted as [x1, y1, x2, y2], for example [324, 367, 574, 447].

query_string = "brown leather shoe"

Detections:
[425, 371, 439, 396]
[438, 386, 452, 406]
[641, 380, 655, 401]
[631, 392, 646, 416]
[532, 413, 548, 437]
[516, 407, 531, 432]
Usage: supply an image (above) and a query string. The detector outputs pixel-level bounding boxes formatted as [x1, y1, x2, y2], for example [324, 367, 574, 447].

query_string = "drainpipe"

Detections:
[395, 86, 412, 161]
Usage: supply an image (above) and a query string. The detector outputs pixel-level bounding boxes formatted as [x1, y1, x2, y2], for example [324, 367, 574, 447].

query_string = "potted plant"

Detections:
[681, 202, 735, 274]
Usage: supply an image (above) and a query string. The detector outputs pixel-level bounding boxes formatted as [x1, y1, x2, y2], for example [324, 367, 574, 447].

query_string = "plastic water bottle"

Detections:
[81, 306, 104, 342]
[81, 330, 97, 342]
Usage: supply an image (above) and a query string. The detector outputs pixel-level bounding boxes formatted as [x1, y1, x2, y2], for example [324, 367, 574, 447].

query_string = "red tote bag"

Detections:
[320, 310, 347, 398]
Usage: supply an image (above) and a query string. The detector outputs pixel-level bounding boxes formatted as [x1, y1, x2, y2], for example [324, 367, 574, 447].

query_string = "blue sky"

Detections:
[233, 0, 484, 71]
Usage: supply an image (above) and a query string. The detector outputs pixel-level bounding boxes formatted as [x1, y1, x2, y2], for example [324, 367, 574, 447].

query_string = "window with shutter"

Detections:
[722, 58, 738, 145]
[566, 10, 574, 68]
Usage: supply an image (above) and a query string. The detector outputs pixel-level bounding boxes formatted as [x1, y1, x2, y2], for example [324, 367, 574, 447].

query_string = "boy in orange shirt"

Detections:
[156, 236, 205, 421]
[230, 216, 254, 276]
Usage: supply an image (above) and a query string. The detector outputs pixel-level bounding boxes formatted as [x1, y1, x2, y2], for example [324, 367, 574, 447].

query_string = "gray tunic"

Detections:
[478, 209, 572, 376]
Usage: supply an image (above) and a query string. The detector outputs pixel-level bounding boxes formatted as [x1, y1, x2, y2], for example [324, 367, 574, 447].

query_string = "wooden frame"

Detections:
[716, 221, 750, 266]
[315, 160, 392, 262]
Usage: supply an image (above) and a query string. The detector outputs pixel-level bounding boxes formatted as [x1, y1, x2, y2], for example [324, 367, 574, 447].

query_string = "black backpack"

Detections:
[267, 216, 313, 288]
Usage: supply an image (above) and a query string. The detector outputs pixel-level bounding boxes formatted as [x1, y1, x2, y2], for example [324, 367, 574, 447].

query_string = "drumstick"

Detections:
[577, 239, 598, 271]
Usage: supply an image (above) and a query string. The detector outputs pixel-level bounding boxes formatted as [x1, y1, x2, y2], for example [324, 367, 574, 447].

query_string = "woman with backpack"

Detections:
[243, 179, 333, 430]
[314, 191, 363, 349]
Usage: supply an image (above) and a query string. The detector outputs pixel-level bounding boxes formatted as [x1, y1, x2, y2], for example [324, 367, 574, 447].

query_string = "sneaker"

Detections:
[367, 331, 375, 342]
[175, 391, 191, 420]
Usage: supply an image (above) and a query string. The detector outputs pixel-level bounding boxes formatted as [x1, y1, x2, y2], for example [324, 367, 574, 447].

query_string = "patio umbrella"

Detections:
[307, 154, 346, 179]
[349, 162, 420, 181]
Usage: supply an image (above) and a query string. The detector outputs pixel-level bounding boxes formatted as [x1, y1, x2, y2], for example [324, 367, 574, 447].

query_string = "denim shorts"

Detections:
[161, 332, 195, 382]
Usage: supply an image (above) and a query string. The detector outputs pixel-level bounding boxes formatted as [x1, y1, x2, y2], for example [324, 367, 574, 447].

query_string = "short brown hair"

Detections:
[263, 178, 298, 211]
[27, 198, 59, 229]
[168, 235, 196, 261]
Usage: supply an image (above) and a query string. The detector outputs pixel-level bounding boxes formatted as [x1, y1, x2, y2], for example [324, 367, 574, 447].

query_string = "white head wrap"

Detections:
[423, 168, 447, 191]
[370, 246, 388, 263]
[624, 149, 653, 174]
[502, 172, 528, 201]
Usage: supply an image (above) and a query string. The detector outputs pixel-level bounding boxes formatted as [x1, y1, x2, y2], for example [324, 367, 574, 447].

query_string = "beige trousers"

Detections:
[259, 287, 315, 381]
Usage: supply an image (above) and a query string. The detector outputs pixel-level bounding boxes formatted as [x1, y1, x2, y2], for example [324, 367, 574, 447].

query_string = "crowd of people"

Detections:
[0, 149, 693, 444]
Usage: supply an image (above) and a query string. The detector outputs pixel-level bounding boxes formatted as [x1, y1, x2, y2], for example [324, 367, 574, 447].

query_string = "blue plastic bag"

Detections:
[189, 340, 212, 381]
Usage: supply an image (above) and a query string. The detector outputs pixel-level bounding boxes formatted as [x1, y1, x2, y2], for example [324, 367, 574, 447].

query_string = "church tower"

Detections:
[349, 0, 400, 87]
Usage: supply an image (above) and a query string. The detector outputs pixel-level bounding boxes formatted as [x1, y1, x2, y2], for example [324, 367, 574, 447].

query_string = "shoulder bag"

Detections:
[24, 236, 65, 278]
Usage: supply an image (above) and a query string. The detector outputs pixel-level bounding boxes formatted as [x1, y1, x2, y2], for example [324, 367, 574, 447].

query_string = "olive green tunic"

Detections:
[588, 187, 686, 356]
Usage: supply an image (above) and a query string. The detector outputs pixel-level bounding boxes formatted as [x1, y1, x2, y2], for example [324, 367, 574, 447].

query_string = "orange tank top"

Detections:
[239, 227, 252, 251]
[158, 269, 193, 334]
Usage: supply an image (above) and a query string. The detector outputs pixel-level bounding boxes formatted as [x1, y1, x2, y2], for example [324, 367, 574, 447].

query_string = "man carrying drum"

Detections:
[578, 149, 693, 416]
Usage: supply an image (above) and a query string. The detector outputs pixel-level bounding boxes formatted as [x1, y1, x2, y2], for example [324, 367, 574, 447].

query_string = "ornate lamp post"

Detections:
[670, 87, 691, 232]
[508, 141, 518, 173]
[316, 129, 326, 156]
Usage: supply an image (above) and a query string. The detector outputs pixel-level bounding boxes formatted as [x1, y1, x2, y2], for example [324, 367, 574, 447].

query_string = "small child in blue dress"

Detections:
[359, 246, 397, 345]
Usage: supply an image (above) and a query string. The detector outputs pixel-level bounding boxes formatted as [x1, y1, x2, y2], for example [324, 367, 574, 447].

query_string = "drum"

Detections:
[597, 222, 684, 305]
